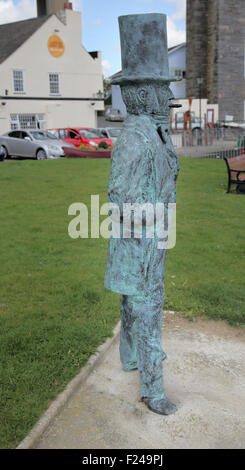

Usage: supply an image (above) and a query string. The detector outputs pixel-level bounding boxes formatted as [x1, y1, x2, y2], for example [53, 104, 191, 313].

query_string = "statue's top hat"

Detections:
[111, 13, 178, 85]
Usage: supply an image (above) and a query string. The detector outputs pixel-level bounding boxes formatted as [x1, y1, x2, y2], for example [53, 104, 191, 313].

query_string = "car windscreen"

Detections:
[78, 129, 102, 139]
[43, 131, 58, 140]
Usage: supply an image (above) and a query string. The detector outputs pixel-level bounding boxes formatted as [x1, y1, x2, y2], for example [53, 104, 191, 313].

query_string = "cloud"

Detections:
[0, 0, 84, 24]
[0, 0, 36, 24]
[72, 0, 82, 13]
[164, 0, 186, 22]
[159, 1, 186, 46]
[167, 15, 186, 47]
[102, 59, 111, 76]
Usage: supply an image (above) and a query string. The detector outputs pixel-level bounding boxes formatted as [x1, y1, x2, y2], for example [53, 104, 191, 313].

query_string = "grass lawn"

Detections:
[0, 156, 244, 448]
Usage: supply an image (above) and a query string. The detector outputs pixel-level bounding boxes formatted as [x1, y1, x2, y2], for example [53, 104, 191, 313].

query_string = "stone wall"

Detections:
[207, 0, 218, 104]
[186, 0, 208, 99]
[217, 0, 245, 121]
[186, 0, 245, 120]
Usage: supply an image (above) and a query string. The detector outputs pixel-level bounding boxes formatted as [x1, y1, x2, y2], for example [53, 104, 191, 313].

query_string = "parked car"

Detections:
[42, 130, 76, 149]
[98, 127, 123, 144]
[0, 129, 75, 160]
[0, 145, 4, 161]
[105, 108, 125, 122]
[47, 127, 113, 149]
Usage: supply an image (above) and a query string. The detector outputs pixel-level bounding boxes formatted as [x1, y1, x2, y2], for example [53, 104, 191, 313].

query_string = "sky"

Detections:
[0, 0, 186, 76]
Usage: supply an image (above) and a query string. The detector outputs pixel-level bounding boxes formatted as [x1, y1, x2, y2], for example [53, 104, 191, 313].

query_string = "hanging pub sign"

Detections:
[48, 35, 65, 57]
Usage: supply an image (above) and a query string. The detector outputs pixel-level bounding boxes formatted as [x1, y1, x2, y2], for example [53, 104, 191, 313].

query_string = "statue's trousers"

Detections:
[119, 288, 167, 400]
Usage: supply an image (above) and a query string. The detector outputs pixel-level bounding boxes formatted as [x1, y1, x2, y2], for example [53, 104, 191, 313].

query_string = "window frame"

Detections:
[174, 68, 183, 80]
[12, 69, 25, 94]
[10, 114, 46, 130]
[49, 72, 61, 96]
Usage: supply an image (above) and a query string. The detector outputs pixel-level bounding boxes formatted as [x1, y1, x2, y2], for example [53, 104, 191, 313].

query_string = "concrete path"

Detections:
[30, 312, 245, 449]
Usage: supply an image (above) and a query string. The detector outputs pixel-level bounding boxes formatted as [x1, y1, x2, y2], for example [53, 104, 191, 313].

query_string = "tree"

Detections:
[103, 77, 112, 106]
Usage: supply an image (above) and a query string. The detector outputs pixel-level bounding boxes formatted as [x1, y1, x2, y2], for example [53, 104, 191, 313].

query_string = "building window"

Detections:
[174, 69, 183, 80]
[49, 73, 60, 95]
[13, 70, 24, 93]
[10, 114, 19, 130]
[10, 114, 45, 130]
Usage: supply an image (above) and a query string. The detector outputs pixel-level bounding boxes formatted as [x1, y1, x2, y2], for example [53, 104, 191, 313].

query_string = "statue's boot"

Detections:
[122, 361, 138, 371]
[142, 396, 177, 415]
[132, 296, 177, 415]
[120, 294, 177, 415]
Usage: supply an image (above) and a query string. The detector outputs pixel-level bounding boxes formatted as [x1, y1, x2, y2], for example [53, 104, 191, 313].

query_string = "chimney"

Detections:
[64, 2, 73, 9]
[37, 0, 72, 17]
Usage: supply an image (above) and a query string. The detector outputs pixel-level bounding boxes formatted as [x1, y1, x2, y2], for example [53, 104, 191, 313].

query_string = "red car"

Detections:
[47, 127, 113, 149]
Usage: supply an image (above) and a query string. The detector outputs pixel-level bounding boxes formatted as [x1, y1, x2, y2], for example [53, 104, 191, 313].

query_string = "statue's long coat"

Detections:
[104, 113, 179, 298]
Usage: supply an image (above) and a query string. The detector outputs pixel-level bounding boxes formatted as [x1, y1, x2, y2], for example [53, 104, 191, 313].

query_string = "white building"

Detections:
[168, 44, 218, 124]
[168, 42, 186, 99]
[0, 0, 104, 134]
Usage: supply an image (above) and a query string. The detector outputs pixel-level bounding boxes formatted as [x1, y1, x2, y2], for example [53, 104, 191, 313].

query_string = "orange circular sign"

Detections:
[48, 35, 65, 57]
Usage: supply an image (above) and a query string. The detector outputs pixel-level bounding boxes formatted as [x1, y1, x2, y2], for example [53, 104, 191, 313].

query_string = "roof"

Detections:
[168, 42, 186, 54]
[0, 16, 51, 64]
[110, 70, 122, 80]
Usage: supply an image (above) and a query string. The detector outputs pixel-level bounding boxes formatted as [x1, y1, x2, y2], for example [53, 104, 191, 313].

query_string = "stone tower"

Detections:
[186, 0, 208, 99]
[186, 0, 245, 121]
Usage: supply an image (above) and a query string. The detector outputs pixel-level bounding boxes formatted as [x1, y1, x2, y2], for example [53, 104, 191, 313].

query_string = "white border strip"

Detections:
[16, 321, 120, 449]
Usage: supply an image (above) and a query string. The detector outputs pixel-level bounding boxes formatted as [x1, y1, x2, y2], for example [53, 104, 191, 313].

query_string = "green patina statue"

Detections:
[104, 13, 179, 415]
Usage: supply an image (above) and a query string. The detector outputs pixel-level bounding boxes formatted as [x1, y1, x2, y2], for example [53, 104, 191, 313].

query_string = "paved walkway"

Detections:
[28, 312, 245, 449]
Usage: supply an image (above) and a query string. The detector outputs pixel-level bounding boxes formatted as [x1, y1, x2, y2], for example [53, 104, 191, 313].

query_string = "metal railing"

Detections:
[170, 123, 245, 159]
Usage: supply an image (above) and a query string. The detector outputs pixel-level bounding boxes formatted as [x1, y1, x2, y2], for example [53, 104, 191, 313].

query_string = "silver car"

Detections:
[0, 129, 75, 160]
[105, 108, 125, 122]
[98, 127, 123, 144]
[0, 145, 4, 161]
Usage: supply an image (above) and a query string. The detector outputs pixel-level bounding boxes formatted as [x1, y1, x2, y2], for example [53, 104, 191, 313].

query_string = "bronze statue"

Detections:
[105, 13, 179, 415]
